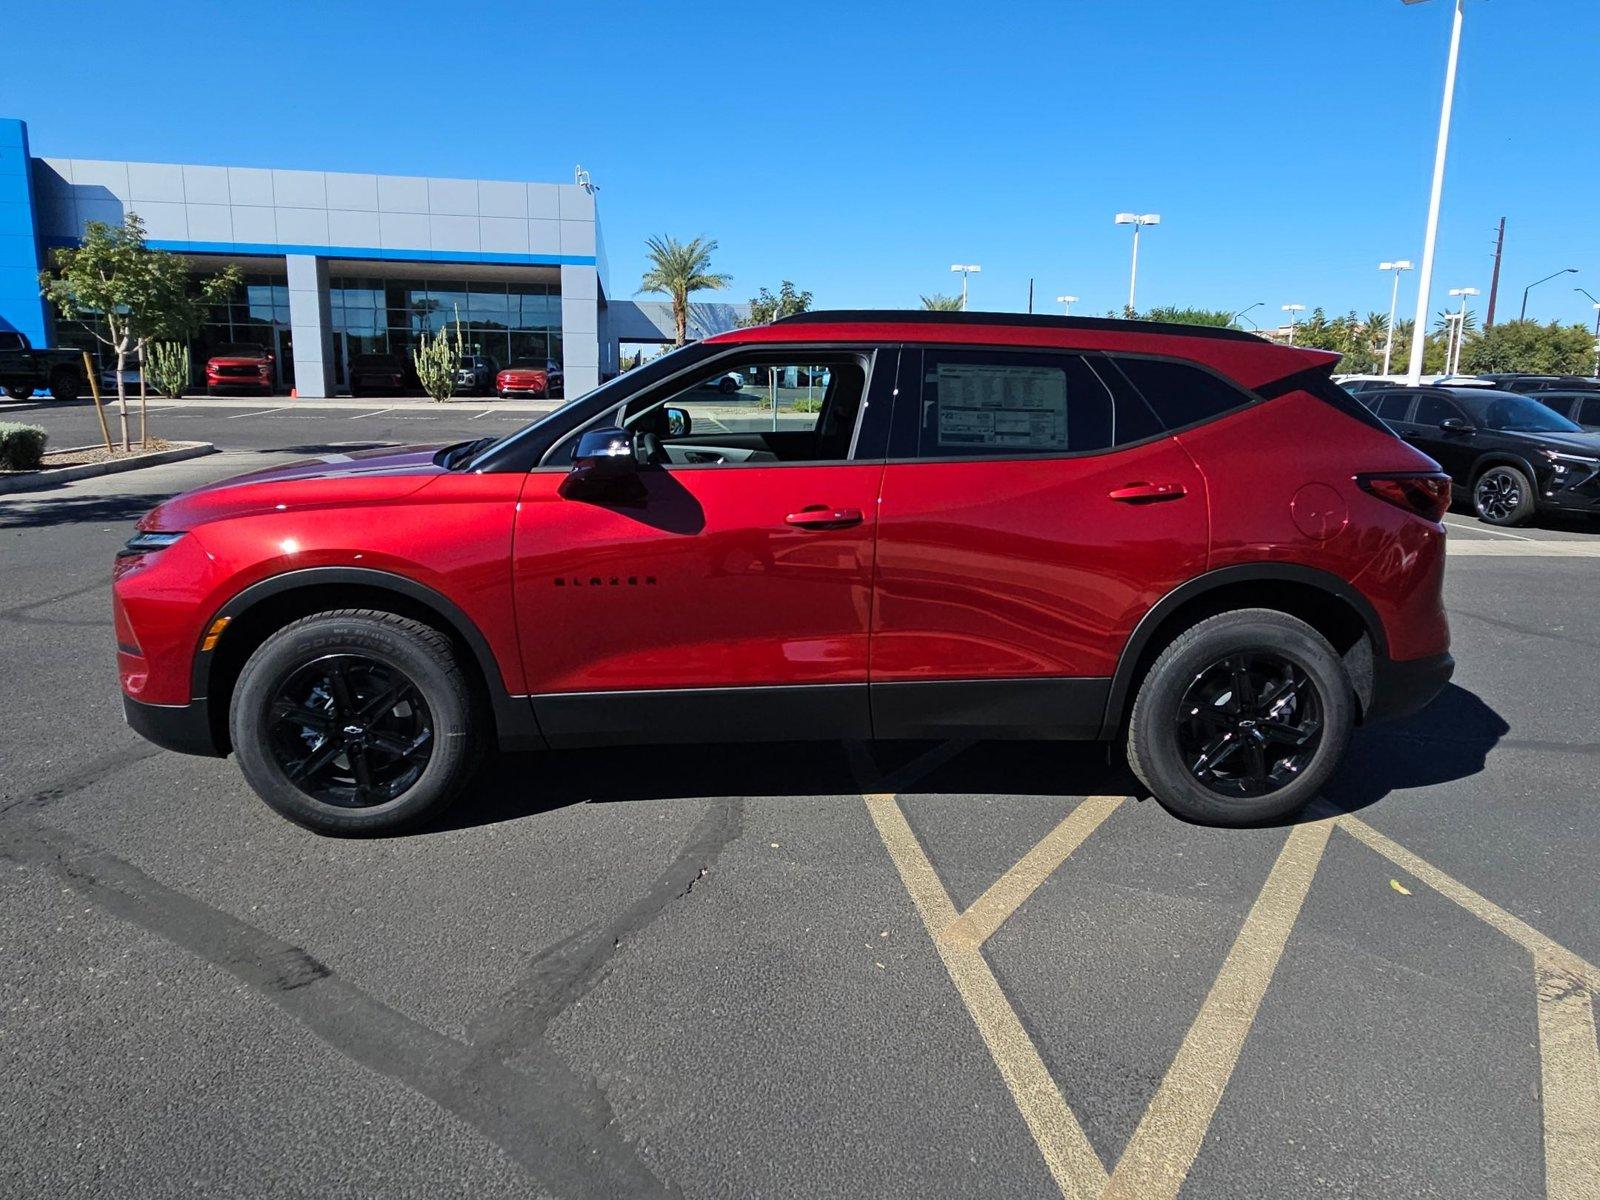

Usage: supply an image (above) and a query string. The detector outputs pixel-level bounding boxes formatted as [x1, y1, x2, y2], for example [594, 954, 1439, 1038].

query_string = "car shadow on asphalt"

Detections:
[0, 491, 171, 528]
[433, 684, 1507, 834]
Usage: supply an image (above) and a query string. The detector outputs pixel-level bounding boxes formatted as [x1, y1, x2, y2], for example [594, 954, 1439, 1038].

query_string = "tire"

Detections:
[5, 384, 30, 400]
[1126, 609, 1354, 827]
[48, 369, 81, 402]
[1473, 464, 1535, 526]
[229, 610, 484, 835]
[718, 376, 738, 395]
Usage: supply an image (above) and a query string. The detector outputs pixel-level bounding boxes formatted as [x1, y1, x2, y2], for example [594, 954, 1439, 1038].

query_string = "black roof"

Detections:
[775, 309, 1267, 344]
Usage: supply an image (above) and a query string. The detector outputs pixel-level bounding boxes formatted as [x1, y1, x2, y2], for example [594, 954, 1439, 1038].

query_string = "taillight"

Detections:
[1357, 473, 1451, 522]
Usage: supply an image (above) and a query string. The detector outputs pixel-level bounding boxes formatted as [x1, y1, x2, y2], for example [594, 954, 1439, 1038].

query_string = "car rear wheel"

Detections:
[1126, 609, 1354, 826]
[229, 610, 484, 835]
[718, 376, 738, 395]
[1473, 464, 1535, 526]
[5, 384, 31, 400]
[48, 369, 81, 402]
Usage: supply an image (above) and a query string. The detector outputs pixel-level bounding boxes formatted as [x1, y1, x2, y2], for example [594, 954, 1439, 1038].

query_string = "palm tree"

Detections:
[920, 293, 964, 311]
[638, 235, 731, 345]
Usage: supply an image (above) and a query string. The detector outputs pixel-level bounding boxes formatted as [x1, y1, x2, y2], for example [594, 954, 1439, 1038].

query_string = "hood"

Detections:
[209, 354, 270, 364]
[1508, 429, 1600, 455]
[139, 444, 450, 531]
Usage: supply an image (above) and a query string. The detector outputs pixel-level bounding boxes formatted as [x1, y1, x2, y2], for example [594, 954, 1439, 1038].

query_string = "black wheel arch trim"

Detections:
[195, 566, 544, 752]
[1469, 453, 1541, 488]
[1099, 563, 1389, 738]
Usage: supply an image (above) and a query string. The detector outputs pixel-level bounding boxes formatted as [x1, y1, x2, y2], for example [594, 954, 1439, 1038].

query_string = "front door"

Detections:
[869, 347, 1209, 739]
[512, 348, 893, 746]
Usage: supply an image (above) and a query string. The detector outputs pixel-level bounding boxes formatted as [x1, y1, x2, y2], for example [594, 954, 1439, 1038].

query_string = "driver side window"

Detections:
[621, 357, 870, 467]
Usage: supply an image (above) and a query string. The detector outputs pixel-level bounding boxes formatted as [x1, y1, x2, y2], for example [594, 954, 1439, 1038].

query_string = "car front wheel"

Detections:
[229, 610, 483, 835]
[1473, 464, 1535, 526]
[1126, 609, 1354, 826]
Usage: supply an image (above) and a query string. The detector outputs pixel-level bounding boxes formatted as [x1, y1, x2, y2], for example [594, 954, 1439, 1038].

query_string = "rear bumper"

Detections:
[1365, 651, 1454, 723]
[123, 693, 225, 757]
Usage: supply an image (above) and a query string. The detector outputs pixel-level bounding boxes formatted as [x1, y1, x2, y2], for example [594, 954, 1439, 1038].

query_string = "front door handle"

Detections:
[1108, 482, 1188, 503]
[785, 505, 864, 530]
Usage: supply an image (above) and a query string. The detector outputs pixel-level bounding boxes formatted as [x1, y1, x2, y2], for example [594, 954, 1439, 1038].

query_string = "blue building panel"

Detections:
[0, 119, 50, 345]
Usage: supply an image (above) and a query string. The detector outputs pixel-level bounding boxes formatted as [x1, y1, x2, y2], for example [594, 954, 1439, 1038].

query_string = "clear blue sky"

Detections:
[10, 0, 1598, 327]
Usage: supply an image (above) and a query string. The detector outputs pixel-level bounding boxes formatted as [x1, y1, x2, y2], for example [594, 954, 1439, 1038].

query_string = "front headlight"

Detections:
[1540, 450, 1600, 467]
[119, 530, 186, 558]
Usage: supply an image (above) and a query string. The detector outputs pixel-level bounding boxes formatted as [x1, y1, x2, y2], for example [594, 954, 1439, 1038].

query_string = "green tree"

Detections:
[741, 280, 812, 326]
[638, 235, 731, 345]
[40, 214, 238, 450]
[1137, 306, 1236, 327]
[920, 293, 964, 311]
[1460, 320, 1597, 375]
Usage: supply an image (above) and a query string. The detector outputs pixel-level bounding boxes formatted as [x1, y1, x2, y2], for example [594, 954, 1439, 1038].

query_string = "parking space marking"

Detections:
[943, 796, 1124, 951]
[471, 409, 496, 419]
[226, 407, 288, 419]
[1535, 961, 1600, 1200]
[1448, 540, 1600, 557]
[1445, 518, 1532, 541]
[349, 406, 397, 419]
[865, 791, 1110, 1200]
[1100, 818, 1334, 1200]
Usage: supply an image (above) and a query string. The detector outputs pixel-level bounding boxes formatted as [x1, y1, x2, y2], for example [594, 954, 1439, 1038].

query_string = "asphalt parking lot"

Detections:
[2, 400, 1597, 1199]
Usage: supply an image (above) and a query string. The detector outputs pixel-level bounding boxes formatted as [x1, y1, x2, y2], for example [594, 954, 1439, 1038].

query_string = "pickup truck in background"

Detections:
[0, 330, 88, 401]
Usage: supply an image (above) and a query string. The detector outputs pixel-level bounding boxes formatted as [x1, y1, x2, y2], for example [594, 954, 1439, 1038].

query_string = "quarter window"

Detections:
[1112, 357, 1256, 430]
[1576, 397, 1600, 428]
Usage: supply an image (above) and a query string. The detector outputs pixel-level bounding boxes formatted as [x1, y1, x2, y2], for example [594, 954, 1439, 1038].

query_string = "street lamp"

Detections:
[1282, 304, 1305, 345]
[1056, 294, 1079, 315]
[1401, 0, 1466, 386]
[1114, 213, 1160, 315]
[1230, 301, 1263, 329]
[1578, 288, 1600, 377]
[1519, 267, 1578, 321]
[950, 264, 981, 311]
[1379, 260, 1414, 375]
[1447, 286, 1478, 374]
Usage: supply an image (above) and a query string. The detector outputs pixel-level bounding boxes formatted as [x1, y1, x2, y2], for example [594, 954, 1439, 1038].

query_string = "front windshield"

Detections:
[1477, 394, 1581, 433]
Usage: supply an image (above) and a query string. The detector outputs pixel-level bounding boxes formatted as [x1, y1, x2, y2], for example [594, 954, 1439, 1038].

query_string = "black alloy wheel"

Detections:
[1175, 651, 1324, 798]
[265, 653, 434, 808]
[1474, 465, 1534, 526]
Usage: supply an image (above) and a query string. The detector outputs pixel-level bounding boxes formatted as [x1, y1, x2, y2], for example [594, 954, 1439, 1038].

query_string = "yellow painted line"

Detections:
[1338, 815, 1600, 991]
[865, 792, 1110, 1200]
[944, 796, 1124, 951]
[1448, 540, 1600, 557]
[1100, 819, 1334, 1200]
[1536, 962, 1600, 1200]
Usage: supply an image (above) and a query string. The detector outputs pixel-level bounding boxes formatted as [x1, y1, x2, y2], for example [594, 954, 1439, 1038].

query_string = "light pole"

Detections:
[1447, 286, 1478, 374]
[1379, 260, 1413, 375]
[1114, 213, 1160, 315]
[1230, 301, 1263, 329]
[1056, 294, 1079, 315]
[1402, 0, 1466, 386]
[1579, 288, 1600, 377]
[950, 264, 981, 311]
[1519, 267, 1577, 321]
[1282, 304, 1306, 346]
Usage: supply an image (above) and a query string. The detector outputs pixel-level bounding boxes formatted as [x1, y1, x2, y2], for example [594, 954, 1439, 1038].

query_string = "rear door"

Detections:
[1405, 391, 1476, 478]
[869, 347, 1207, 738]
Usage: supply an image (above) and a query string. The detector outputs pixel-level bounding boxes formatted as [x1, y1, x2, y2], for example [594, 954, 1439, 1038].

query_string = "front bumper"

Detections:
[1365, 651, 1454, 723]
[123, 693, 225, 757]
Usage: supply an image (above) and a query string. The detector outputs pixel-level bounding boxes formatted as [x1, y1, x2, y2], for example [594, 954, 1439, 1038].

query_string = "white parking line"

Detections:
[1445, 518, 1532, 541]
[348, 407, 397, 420]
[226, 407, 289, 419]
[471, 409, 496, 420]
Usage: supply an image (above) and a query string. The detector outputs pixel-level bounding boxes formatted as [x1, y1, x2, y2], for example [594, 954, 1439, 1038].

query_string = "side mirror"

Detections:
[1439, 416, 1474, 433]
[559, 426, 640, 499]
[665, 406, 692, 437]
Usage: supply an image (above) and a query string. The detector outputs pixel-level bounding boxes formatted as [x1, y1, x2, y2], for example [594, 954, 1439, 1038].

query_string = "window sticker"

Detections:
[933, 363, 1068, 449]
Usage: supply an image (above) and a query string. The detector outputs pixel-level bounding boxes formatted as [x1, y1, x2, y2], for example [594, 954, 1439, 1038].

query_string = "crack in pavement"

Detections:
[0, 818, 679, 1200]
[0, 742, 163, 815]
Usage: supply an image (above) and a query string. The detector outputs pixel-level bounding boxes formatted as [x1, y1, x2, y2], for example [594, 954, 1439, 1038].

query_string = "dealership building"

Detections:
[1, 117, 733, 399]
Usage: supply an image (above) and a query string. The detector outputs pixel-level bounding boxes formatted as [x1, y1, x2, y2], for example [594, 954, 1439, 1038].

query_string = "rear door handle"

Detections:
[785, 505, 864, 530]
[1108, 482, 1188, 503]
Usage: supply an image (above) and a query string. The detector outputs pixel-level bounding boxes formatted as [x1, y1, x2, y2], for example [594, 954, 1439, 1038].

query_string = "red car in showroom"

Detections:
[114, 312, 1452, 834]
[496, 358, 563, 399]
[205, 343, 275, 396]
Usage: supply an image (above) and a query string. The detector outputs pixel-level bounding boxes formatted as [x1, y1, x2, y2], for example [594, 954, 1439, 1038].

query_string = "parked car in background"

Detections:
[205, 344, 274, 396]
[455, 354, 499, 397]
[696, 369, 745, 394]
[496, 359, 559, 399]
[0, 330, 87, 401]
[1364, 384, 1600, 525]
[1338, 378, 1400, 398]
[1478, 373, 1600, 394]
[1535, 390, 1600, 431]
[100, 361, 143, 393]
[348, 353, 409, 398]
[115, 310, 1452, 835]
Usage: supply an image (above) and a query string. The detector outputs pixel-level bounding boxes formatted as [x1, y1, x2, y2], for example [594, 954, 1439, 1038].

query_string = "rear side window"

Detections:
[898, 350, 1154, 459]
[0, 332, 23, 352]
[1112, 357, 1255, 430]
[1577, 397, 1600, 427]
[1414, 394, 1464, 425]
[1373, 392, 1413, 421]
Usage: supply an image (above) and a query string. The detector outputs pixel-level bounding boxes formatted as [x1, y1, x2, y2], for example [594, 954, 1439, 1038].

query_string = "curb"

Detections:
[0, 442, 217, 496]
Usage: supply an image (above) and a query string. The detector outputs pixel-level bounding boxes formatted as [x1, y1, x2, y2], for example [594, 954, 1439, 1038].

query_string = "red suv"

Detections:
[114, 312, 1452, 834]
[205, 343, 275, 396]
